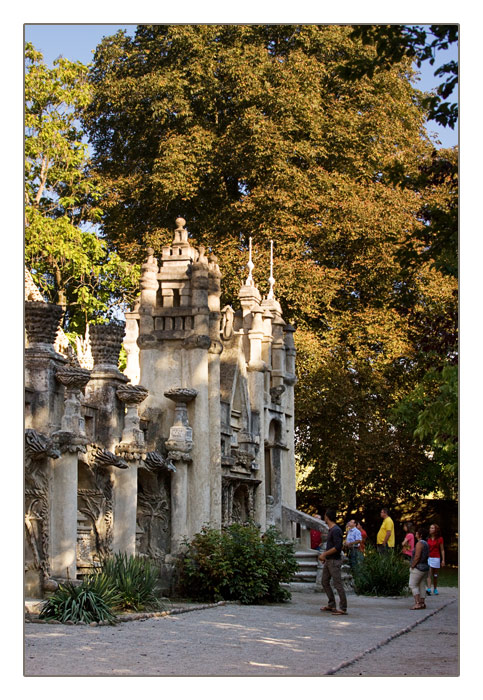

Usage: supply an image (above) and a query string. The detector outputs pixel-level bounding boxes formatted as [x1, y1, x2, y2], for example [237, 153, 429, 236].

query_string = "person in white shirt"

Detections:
[344, 519, 363, 568]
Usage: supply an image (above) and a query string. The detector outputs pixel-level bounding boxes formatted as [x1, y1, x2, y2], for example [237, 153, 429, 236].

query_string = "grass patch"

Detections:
[435, 565, 458, 587]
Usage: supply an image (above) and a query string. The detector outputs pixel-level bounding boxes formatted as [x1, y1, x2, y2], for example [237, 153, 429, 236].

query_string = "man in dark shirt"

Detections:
[318, 507, 348, 615]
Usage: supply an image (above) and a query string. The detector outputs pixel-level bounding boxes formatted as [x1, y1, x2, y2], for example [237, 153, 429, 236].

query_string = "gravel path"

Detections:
[24, 588, 458, 677]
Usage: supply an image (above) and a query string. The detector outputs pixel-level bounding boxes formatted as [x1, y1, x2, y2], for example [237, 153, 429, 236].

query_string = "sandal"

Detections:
[410, 604, 425, 610]
[332, 609, 348, 615]
[320, 606, 336, 612]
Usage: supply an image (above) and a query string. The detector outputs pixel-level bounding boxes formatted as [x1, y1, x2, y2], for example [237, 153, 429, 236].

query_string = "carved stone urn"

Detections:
[55, 365, 92, 442]
[116, 384, 149, 451]
[164, 387, 198, 459]
[89, 320, 126, 369]
[25, 301, 64, 349]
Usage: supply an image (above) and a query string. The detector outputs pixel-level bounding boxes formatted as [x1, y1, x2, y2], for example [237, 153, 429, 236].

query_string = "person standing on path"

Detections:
[377, 507, 395, 554]
[344, 519, 363, 568]
[401, 521, 415, 563]
[409, 526, 430, 609]
[426, 523, 445, 595]
[319, 508, 347, 616]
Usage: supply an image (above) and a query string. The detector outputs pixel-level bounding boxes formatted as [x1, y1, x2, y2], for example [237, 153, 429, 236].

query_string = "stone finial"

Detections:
[174, 217, 189, 244]
[116, 384, 149, 406]
[25, 301, 64, 347]
[89, 320, 126, 369]
[196, 245, 209, 265]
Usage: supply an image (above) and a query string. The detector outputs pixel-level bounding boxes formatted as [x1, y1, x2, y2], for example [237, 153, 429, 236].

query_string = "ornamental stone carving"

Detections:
[182, 334, 211, 350]
[116, 384, 149, 405]
[164, 387, 198, 405]
[78, 467, 114, 561]
[164, 387, 197, 457]
[144, 451, 177, 472]
[91, 446, 129, 470]
[25, 429, 61, 463]
[25, 301, 64, 347]
[270, 384, 286, 404]
[55, 365, 91, 390]
[25, 430, 56, 585]
[89, 320, 126, 368]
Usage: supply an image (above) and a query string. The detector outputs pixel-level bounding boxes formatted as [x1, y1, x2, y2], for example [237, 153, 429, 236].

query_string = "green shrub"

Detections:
[100, 553, 162, 611]
[178, 523, 298, 604]
[352, 546, 410, 596]
[39, 580, 118, 625]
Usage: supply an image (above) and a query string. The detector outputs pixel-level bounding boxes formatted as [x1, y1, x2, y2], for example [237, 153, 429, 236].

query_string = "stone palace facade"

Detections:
[24, 218, 320, 598]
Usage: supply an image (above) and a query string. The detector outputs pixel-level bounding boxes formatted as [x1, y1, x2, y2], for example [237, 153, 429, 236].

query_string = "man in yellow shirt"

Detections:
[377, 508, 395, 553]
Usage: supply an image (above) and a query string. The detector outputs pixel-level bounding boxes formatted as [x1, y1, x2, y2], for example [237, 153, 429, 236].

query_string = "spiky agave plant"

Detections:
[39, 580, 118, 624]
[100, 553, 162, 611]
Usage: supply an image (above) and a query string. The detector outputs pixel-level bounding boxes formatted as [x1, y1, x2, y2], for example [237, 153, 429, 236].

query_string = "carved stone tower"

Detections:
[125, 218, 222, 549]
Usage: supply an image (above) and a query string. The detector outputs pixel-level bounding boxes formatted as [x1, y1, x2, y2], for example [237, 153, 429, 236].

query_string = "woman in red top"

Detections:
[356, 521, 367, 554]
[426, 524, 445, 595]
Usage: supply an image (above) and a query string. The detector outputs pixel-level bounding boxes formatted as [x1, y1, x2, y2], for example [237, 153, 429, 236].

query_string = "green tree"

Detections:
[83, 25, 457, 510]
[25, 42, 138, 333]
[348, 25, 458, 128]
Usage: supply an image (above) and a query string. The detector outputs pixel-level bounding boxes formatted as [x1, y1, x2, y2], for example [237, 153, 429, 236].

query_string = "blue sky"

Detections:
[25, 23, 458, 149]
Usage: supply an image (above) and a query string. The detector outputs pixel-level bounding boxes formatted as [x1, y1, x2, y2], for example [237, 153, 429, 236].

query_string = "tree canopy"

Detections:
[25, 24, 458, 514]
[25, 42, 138, 333]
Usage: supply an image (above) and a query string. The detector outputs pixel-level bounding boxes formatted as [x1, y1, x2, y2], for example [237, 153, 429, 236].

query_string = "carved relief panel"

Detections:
[77, 461, 114, 572]
[136, 469, 171, 561]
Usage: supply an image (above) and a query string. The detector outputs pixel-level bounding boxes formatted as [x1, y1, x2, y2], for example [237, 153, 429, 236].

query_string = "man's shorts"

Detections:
[428, 557, 441, 568]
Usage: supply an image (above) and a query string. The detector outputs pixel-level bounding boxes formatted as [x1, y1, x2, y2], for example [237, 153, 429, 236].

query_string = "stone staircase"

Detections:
[290, 549, 321, 591]
[288, 548, 355, 593]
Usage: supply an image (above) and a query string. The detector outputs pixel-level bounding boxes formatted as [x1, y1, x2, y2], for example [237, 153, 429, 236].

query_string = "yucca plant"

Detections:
[100, 553, 162, 611]
[39, 580, 118, 624]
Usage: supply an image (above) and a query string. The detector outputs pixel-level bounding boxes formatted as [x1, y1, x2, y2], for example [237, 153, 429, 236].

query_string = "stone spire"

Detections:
[245, 237, 255, 286]
[267, 239, 275, 300]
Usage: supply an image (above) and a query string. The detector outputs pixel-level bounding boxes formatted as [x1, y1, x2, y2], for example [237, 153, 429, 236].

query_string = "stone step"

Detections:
[297, 564, 318, 573]
[294, 550, 319, 558]
[293, 570, 317, 581]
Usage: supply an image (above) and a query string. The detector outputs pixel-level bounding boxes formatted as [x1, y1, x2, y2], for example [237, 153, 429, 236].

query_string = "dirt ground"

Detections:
[24, 587, 458, 677]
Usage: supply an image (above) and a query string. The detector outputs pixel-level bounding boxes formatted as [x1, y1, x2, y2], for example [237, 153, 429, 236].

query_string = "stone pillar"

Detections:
[188, 250, 212, 533]
[50, 366, 91, 580]
[283, 324, 297, 510]
[113, 384, 149, 555]
[164, 388, 197, 552]
[208, 254, 223, 528]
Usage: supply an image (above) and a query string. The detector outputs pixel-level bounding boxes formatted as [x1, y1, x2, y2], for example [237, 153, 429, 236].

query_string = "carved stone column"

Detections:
[164, 388, 197, 552]
[113, 384, 149, 555]
[50, 366, 90, 580]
